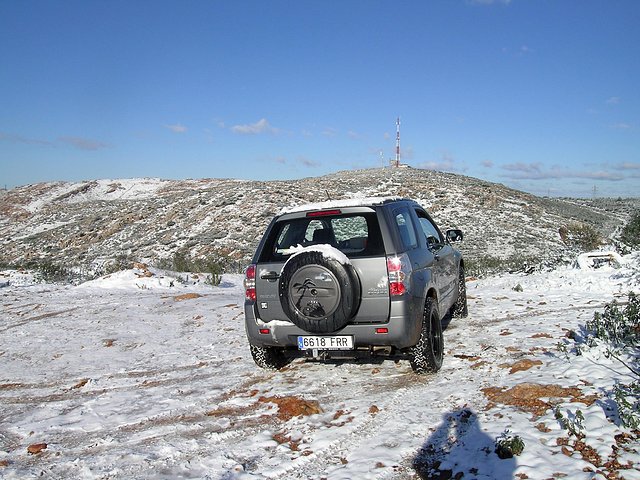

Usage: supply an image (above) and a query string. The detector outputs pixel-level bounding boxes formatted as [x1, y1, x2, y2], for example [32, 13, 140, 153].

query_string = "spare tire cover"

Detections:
[279, 249, 361, 334]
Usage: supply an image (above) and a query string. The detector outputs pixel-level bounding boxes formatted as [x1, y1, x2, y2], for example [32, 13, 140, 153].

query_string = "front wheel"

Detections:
[249, 344, 288, 370]
[452, 267, 468, 318]
[409, 297, 444, 373]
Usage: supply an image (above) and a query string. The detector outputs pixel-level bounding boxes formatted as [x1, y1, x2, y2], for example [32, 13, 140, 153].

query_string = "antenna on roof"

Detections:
[395, 117, 401, 168]
[326, 190, 332, 201]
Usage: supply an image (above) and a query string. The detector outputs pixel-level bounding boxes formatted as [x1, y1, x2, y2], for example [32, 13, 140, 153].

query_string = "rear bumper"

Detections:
[244, 300, 422, 350]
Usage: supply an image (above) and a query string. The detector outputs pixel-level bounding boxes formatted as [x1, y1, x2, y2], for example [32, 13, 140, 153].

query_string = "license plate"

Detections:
[297, 335, 354, 350]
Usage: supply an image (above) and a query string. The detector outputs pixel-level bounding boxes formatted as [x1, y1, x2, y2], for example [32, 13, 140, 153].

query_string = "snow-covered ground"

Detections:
[0, 256, 638, 479]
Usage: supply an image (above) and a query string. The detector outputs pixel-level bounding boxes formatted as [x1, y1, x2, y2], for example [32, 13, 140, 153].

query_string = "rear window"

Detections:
[259, 212, 384, 262]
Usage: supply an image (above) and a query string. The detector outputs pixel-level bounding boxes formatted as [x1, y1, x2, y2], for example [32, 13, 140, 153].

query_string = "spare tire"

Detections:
[279, 249, 361, 334]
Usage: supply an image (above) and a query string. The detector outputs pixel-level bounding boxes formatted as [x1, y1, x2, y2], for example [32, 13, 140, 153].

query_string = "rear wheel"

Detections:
[249, 344, 288, 370]
[409, 297, 444, 373]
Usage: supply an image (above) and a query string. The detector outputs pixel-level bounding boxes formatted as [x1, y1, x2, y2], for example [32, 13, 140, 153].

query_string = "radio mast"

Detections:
[395, 117, 401, 168]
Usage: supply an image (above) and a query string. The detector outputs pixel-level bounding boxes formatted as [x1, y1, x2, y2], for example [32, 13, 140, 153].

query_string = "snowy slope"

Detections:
[1, 169, 636, 271]
[0, 254, 638, 479]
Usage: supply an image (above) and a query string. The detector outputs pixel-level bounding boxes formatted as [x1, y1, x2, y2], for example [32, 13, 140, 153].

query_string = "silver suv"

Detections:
[243, 197, 467, 373]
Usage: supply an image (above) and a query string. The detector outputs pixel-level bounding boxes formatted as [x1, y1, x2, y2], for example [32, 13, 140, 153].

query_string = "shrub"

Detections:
[465, 255, 542, 278]
[613, 380, 640, 429]
[577, 292, 639, 429]
[558, 223, 602, 251]
[102, 255, 135, 275]
[554, 406, 585, 437]
[495, 430, 525, 458]
[620, 211, 640, 248]
[166, 251, 224, 286]
[585, 292, 639, 352]
[31, 261, 72, 283]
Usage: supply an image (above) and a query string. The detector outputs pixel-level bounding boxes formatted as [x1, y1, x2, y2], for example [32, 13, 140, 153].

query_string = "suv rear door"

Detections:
[253, 208, 391, 326]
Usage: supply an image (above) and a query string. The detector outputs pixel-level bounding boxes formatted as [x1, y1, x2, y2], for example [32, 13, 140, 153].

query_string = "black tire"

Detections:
[452, 266, 468, 318]
[279, 250, 361, 334]
[409, 297, 444, 373]
[249, 344, 288, 370]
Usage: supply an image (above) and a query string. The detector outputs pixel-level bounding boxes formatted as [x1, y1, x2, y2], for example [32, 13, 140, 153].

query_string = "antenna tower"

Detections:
[395, 117, 401, 168]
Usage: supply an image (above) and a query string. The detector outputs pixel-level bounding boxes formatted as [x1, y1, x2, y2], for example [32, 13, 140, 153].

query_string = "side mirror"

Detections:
[446, 229, 464, 243]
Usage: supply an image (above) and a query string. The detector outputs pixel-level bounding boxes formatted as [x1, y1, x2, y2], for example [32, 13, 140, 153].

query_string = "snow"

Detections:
[0, 254, 639, 479]
[284, 244, 351, 266]
[23, 178, 166, 213]
[279, 196, 403, 215]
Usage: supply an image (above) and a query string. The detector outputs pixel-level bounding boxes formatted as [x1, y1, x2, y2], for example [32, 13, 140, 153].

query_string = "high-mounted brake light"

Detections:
[244, 264, 256, 301]
[306, 209, 342, 217]
[387, 254, 409, 296]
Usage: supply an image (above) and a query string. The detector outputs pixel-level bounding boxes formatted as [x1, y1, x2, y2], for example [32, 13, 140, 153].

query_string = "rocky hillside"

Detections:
[0, 168, 637, 273]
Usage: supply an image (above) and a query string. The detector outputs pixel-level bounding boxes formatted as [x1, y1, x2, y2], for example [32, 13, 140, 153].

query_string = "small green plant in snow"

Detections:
[495, 430, 525, 459]
[554, 406, 585, 437]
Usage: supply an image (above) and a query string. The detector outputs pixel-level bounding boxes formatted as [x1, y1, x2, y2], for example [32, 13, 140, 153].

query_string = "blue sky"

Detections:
[1, 0, 638, 197]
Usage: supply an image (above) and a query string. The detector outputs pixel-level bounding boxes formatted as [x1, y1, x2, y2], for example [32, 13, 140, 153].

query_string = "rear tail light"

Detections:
[387, 254, 410, 296]
[244, 264, 256, 301]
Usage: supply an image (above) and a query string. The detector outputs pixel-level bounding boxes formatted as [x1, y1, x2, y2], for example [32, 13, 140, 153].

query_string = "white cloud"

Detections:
[615, 162, 640, 170]
[419, 152, 457, 171]
[322, 127, 337, 137]
[0, 132, 54, 146]
[298, 156, 320, 167]
[482, 159, 494, 168]
[58, 136, 109, 151]
[611, 122, 632, 130]
[231, 118, 279, 135]
[500, 162, 624, 181]
[606, 96, 620, 105]
[165, 124, 187, 133]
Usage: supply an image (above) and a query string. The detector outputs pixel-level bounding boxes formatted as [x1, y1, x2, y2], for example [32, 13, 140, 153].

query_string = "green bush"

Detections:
[558, 223, 602, 251]
[585, 292, 639, 351]
[166, 251, 224, 286]
[613, 380, 640, 429]
[554, 406, 585, 437]
[495, 430, 525, 458]
[103, 255, 135, 275]
[620, 211, 640, 248]
[464, 255, 541, 278]
[579, 292, 639, 429]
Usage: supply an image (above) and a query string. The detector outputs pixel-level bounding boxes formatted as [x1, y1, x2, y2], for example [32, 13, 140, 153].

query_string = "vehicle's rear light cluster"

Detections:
[387, 254, 409, 296]
[244, 264, 256, 301]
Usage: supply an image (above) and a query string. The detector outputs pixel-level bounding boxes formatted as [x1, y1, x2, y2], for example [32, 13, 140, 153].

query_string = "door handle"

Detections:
[260, 271, 280, 281]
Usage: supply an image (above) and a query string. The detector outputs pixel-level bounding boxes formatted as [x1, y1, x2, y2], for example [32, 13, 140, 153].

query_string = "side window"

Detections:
[416, 210, 443, 249]
[331, 216, 367, 243]
[395, 209, 418, 250]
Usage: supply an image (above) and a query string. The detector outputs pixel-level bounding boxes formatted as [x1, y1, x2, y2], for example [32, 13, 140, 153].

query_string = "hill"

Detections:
[0, 168, 637, 274]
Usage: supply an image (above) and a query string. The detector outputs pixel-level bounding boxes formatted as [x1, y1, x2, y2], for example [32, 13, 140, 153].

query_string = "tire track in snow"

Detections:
[248, 367, 435, 479]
